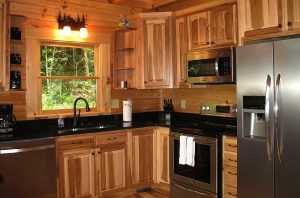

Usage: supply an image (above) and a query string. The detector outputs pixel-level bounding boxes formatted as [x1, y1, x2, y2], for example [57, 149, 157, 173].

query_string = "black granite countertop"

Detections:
[0, 112, 236, 143]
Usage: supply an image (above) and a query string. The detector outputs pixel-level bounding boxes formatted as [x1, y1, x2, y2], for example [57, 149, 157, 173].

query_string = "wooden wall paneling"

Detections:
[0, 0, 8, 90]
[99, 44, 112, 113]
[111, 89, 162, 113]
[162, 84, 236, 113]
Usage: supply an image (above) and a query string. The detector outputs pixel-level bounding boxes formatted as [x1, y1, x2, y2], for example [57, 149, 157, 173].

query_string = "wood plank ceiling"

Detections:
[106, 0, 182, 10]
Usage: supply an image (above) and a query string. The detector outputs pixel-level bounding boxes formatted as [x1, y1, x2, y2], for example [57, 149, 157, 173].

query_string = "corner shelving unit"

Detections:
[7, 15, 26, 91]
[113, 28, 136, 89]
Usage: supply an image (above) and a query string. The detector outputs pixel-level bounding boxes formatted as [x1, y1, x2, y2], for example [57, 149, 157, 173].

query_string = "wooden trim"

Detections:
[40, 41, 97, 49]
[38, 76, 99, 80]
[244, 26, 282, 37]
[40, 108, 97, 115]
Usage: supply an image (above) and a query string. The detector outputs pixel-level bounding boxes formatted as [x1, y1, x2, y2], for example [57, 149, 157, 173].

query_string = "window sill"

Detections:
[27, 111, 114, 120]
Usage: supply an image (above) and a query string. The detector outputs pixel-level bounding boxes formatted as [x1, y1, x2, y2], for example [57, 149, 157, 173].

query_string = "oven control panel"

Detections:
[201, 103, 237, 117]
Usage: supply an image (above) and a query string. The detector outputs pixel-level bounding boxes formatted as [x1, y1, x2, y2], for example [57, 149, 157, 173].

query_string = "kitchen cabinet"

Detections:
[187, 12, 210, 49]
[239, 0, 300, 41]
[95, 132, 128, 197]
[223, 135, 237, 198]
[58, 148, 96, 198]
[284, 0, 300, 31]
[156, 127, 170, 185]
[130, 128, 155, 187]
[210, 4, 237, 47]
[113, 28, 136, 89]
[135, 12, 175, 89]
[175, 17, 189, 88]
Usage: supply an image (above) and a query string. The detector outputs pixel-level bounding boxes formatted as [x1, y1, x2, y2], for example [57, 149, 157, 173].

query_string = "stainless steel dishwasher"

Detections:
[0, 137, 57, 198]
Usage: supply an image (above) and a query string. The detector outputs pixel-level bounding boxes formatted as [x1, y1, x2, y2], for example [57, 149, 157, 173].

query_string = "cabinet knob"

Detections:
[98, 151, 101, 154]
[287, 22, 292, 26]
[184, 80, 187, 83]
[144, 81, 147, 84]
[206, 42, 210, 45]
[211, 41, 215, 45]
[278, 24, 283, 28]
[92, 152, 95, 155]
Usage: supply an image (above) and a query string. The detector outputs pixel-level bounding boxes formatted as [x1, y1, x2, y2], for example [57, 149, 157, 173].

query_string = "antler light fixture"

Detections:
[57, 12, 88, 38]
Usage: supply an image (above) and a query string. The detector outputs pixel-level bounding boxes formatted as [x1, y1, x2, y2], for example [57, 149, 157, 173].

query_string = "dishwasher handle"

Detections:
[0, 144, 55, 154]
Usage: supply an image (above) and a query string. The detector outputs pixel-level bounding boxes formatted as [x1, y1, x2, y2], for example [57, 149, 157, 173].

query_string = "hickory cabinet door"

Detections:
[187, 12, 210, 49]
[130, 129, 155, 187]
[240, 0, 283, 37]
[95, 144, 127, 197]
[156, 128, 170, 184]
[59, 148, 95, 198]
[284, 0, 300, 30]
[210, 4, 237, 47]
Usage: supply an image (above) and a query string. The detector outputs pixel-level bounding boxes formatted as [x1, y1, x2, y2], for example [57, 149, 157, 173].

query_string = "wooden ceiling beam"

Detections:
[108, 0, 153, 9]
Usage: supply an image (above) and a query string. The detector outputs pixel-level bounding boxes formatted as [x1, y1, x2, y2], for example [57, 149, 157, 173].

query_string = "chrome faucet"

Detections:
[73, 97, 91, 127]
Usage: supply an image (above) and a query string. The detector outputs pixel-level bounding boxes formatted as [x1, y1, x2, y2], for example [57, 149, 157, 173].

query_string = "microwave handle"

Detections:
[215, 53, 221, 80]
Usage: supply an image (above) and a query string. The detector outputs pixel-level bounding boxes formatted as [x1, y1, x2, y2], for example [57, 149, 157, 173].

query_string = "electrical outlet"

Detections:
[180, 99, 186, 109]
[111, 99, 119, 109]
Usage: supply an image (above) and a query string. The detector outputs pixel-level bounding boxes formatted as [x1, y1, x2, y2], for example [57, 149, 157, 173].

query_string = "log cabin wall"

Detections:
[162, 85, 237, 113]
[1, 0, 142, 120]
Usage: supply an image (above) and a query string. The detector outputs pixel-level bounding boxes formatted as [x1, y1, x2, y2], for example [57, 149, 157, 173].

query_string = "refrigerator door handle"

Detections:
[265, 74, 272, 161]
[275, 74, 282, 163]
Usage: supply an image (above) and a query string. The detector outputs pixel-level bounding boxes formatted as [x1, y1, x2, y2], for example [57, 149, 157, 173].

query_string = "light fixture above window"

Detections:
[57, 12, 88, 38]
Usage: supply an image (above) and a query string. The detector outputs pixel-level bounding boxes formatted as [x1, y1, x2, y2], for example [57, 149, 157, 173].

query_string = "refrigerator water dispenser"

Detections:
[243, 96, 266, 139]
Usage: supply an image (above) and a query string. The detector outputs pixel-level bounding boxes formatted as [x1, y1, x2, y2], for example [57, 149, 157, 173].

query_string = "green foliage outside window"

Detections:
[40, 45, 96, 110]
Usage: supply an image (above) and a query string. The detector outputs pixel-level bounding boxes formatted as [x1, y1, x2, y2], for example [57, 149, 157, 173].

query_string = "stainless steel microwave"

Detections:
[187, 47, 236, 84]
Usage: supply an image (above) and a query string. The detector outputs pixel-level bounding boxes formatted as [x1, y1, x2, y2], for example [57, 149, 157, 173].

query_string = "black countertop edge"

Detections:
[0, 111, 236, 143]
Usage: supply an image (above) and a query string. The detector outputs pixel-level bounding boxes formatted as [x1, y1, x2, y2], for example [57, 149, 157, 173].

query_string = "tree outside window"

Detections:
[40, 44, 97, 111]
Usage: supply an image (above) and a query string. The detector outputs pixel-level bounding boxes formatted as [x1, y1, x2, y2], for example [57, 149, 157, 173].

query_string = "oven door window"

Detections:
[173, 139, 211, 184]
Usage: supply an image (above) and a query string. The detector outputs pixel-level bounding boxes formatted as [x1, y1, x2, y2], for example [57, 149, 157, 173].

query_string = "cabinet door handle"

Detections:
[287, 22, 292, 26]
[144, 81, 147, 84]
[92, 152, 95, 155]
[278, 24, 282, 28]
[72, 141, 83, 144]
[211, 41, 215, 44]
[206, 42, 210, 45]
[228, 192, 237, 196]
[107, 138, 111, 141]
[228, 171, 237, 175]
[228, 144, 237, 148]
[228, 159, 237, 162]
[113, 137, 117, 140]
[98, 151, 101, 154]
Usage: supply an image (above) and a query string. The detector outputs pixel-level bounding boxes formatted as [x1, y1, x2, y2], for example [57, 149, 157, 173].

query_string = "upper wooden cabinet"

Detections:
[187, 4, 238, 50]
[58, 148, 96, 198]
[175, 17, 189, 88]
[210, 4, 238, 47]
[284, 0, 300, 31]
[135, 12, 175, 89]
[239, 0, 300, 41]
[187, 12, 210, 49]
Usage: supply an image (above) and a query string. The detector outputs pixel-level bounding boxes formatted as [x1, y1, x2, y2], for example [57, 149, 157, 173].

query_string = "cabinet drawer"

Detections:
[224, 166, 237, 188]
[96, 132, 127, 145]
[57, 135, 94, 150]
[224, 136, 237, 153]
[223, 185, 237, 198]
[224, 151, 237, 167]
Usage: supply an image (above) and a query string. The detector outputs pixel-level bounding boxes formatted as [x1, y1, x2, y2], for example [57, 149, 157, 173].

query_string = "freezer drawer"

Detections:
[170, 181, 216, 198]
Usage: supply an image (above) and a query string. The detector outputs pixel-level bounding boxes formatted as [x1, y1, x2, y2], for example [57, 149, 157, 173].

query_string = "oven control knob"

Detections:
[202, 106, 206, 111]
[206, 106, 211, 111]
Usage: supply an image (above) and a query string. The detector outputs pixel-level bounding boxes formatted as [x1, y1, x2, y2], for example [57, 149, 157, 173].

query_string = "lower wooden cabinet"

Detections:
[58, 148, 96, 198]
[223, 135, 237, 198]
[156, 127, 170, 184]
[130, 128, 155, 187]
[57, 128, 170, 197]
[95, 144, 127, 197]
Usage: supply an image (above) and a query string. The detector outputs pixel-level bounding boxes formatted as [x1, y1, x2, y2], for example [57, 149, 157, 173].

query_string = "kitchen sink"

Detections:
[57, 124, 116, 134]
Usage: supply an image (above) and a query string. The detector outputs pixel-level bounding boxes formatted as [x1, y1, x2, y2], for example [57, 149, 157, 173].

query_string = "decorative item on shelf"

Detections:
[57, 12, 88, 38]
[10, 53, 21, 65]
[10, 70, 21, 90]
[120, 81, 128, 89]
[10, 27, 21, 40]
[118, 14, 130, 29]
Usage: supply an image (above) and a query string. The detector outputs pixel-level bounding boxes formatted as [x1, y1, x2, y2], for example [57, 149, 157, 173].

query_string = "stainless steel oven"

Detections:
[170, 131, 218, 198]
[187, 47, 236, 84]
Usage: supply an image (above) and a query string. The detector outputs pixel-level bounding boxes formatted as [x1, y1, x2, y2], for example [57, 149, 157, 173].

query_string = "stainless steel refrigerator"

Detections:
[237, 37, 300, 198]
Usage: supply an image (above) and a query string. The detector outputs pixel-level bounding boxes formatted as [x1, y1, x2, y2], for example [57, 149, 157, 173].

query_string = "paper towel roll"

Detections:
[123, 100, 132, 122]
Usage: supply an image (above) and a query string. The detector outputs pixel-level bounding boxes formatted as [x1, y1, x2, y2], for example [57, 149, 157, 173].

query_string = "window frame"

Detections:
[38, 42, 99, 115]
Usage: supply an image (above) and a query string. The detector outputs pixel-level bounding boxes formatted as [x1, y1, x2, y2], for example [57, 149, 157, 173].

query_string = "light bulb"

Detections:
[62, 26, 72, 36]
[79, 27, 88, 38]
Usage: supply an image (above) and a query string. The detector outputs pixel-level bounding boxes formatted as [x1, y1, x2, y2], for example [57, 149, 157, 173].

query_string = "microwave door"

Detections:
[187, 59, 219, 83]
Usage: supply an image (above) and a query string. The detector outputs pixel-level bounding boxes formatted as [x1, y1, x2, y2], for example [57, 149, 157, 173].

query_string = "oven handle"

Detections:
[173, 183, 211, 197]
[215, 52, 221, 80]
[170, 132, 217, 145]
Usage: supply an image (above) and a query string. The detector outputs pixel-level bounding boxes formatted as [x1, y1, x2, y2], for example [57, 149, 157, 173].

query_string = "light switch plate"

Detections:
[111, 99, 120, 109]
[180, 99, 186, 109]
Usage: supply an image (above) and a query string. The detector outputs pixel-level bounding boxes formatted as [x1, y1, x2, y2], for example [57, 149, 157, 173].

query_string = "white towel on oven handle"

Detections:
[179, 135, 187, 165]
[186, 136, 195, 167]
